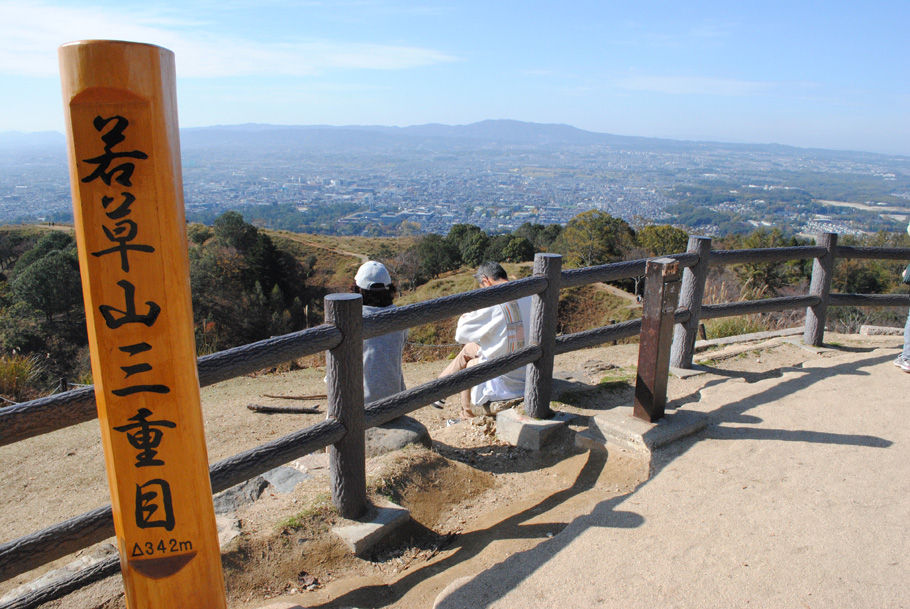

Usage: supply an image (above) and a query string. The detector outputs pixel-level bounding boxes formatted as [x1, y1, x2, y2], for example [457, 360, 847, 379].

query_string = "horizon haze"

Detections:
[0, 0, 907, 156]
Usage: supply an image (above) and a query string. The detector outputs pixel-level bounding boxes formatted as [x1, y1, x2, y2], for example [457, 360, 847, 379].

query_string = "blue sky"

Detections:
[1, 0, 908, 154]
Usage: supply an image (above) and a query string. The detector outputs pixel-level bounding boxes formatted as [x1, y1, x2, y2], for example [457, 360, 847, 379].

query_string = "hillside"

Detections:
[2, 217, 906, 403]
[0, 222, 645, 398]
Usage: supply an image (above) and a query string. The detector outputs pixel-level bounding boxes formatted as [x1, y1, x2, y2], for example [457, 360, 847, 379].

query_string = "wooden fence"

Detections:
[0, 233, 908, 609]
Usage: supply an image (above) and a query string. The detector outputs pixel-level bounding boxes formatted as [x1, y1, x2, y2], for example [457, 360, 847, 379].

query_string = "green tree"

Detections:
[637, 225, 689, 256]
[483, 234, 511, 262]
[213, 210, 259, 251]
[833, 230, 908, 294]
[514, 223, 563, 251]
[500, 235, 535, 262]
[446, 224, 489, 267]
[13, 231, 75, 274]
[554, 210, 636, 267]
[397, 220, 421, 236]
[460, 231, 491, 267]
[187, 213, 313, 351]
[0, 230, 38, 270]
[730, 228, 808, 298]
[833, 259, 891, 294]
[187, 223, 213, 245]
[416, 234, 458, 278]
[11, 250, 83, 323]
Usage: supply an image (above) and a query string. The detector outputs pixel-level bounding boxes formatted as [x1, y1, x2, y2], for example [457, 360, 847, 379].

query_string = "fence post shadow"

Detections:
[307, 449, 626, 609]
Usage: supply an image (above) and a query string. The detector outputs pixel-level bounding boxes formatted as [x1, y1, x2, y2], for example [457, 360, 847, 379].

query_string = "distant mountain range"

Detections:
[0, 120, 903, 160]
[0, 130, 66, 149]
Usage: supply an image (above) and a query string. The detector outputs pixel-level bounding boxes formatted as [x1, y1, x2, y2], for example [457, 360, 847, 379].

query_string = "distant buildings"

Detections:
[1, 129, 906, 236]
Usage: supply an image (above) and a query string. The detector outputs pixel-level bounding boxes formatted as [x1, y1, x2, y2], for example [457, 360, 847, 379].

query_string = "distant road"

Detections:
[817, 199, 909, 214]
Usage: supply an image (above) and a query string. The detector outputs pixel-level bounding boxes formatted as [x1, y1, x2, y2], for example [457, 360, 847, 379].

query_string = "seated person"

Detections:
[439, 261, 532, 418]
[352, 261, 407, 403]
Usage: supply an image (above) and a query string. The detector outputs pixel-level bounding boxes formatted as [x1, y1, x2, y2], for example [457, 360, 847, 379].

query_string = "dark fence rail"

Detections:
[560, 252, 698, 288]
[2, 233, 909, 609]
[363, 276, 547, 339]
[699, 295, 821, 319]
[829, 293, 910, 307]
[0, 324, 343, 447]
[0, 279, 545, 448]
[708, 245, 827, 265]
[365, 347, 542, 428]
[836, 245, 910, 261]
[554, 319, 644, 355]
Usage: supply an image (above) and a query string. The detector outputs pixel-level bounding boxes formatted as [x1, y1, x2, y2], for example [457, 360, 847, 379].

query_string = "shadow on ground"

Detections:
[430, 349, 898, 608]
[264, 347, 901, 609]
[305, 450, 622, 609]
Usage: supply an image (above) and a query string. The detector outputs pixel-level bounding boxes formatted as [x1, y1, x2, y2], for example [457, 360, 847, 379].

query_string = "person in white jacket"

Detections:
[897, 220, 910, 373]
[439, 261, 532, 417]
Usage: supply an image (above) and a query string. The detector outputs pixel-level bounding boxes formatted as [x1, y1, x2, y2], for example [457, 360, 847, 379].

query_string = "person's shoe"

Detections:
[898, 359, 910, 373]
[431, 399, 446, 409]
[894, 356, 907, 367]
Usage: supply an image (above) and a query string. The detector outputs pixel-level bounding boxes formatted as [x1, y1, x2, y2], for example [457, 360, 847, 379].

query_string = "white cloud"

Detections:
[0, 0, 457, 78]
[616, 75, 776, 96]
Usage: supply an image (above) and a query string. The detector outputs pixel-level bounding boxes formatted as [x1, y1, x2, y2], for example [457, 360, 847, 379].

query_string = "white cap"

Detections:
[354, 260, 392, 289]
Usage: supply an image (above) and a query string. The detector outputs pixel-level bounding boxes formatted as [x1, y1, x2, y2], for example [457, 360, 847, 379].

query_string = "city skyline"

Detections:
[0, 0, 908, 156]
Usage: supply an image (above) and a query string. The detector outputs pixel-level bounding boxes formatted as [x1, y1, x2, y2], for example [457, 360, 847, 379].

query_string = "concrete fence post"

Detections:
[634, 258, 682, 422]
[325, 293, 367, 519]
[803, 232, 838, 346]
[524, 253, 562, 419]
[670, 236, 712, 369]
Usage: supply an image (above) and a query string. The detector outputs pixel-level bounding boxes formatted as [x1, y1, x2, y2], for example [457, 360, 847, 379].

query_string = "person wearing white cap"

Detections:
[352, 261, 408, 401]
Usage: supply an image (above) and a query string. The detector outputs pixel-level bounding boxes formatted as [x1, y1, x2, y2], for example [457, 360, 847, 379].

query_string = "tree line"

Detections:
[0, 213, 319, 397]
[0, 210, 906, 400]
[374, 211, 692, 290]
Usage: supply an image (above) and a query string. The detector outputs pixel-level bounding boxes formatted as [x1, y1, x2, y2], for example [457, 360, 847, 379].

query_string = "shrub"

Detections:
[705, 315, 768, 339]
[828, 306, 907, 334]
[0, 353, 43, 401]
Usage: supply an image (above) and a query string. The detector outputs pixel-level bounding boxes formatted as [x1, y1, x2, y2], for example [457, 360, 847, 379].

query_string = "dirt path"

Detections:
[1, 332, 905, 608]
[598, 282, 639, 303]
[430, 338, 910, 609]
[280, 232, 369, 263]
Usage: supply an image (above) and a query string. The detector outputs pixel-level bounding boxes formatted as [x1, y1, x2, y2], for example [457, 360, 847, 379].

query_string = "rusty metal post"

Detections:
[670, 236, 712, 369]
[634, 258, 682, 422]
[524, 253, 562, 419]
[803, 232, 837, 346]
[325, 293, 367, 519]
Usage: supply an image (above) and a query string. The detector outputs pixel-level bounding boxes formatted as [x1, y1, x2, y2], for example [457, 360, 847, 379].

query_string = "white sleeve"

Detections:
[454, 305, 501, 345]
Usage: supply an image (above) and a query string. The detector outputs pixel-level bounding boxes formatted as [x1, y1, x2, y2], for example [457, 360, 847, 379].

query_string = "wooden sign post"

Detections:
[59, 41, 226, 608]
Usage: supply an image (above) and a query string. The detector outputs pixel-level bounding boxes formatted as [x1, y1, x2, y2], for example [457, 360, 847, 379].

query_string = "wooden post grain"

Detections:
[634, 258, 682, 422]
[59, 41, 226, 608]
[803, 232, 838, 346]
[670, 236, 711, 368]
[524, 253, 561, 419]
[325, 293, 368, 519]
